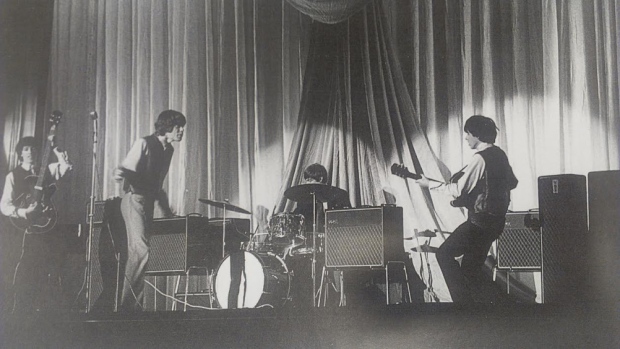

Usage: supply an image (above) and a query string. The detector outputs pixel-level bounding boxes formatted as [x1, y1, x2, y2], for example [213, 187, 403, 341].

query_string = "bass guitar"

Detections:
[11, 111, 63, 234]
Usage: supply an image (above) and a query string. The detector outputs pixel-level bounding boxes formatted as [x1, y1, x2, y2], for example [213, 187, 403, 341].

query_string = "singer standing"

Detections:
[113, 110, 186, 311]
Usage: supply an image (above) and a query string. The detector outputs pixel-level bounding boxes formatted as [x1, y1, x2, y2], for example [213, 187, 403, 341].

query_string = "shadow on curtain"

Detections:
[276, 1, 464, 230]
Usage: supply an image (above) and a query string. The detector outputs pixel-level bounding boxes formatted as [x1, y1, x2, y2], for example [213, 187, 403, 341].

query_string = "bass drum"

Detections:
[214, 251, 290, 309]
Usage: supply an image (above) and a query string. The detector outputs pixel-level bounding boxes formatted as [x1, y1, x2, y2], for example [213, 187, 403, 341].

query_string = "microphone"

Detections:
[90, 111, 98, 120]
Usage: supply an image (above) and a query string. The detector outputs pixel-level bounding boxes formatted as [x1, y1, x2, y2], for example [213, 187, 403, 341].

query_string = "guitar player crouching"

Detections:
[0, 136, 73, 313]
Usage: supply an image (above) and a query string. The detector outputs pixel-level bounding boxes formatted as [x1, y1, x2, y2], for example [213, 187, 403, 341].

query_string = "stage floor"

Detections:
[2, 302, 619, 348]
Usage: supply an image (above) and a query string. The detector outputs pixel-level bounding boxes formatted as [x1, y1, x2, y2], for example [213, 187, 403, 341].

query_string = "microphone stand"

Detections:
[311, 191, 318, 307]
[85, 112, 98, 313]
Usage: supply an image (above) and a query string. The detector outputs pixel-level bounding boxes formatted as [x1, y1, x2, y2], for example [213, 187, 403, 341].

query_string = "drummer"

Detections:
[292, 163, 351, 234]
[285, 164, 350, 307]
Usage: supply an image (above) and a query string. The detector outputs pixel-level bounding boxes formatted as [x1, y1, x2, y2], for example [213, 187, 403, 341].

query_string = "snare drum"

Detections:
[269, 213, 305, 240]
[214, 251, 290, 309]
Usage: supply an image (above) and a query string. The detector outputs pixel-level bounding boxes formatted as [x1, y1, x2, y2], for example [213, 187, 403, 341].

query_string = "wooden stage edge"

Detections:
[2, 302, 619, 348]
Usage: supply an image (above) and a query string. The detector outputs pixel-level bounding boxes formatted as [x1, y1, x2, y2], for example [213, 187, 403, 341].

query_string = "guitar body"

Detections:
[9, 111, 63, 235]
[10, 175, 58, 234]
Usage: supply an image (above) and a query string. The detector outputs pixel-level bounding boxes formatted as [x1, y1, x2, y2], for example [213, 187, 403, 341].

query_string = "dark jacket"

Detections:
[452, 146, 518, 229]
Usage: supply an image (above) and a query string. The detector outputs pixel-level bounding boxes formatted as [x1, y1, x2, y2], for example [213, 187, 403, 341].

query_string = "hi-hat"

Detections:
[284, 183, 348, 203]
[415, 229, 437, 238]
[198, 199, 251, 214]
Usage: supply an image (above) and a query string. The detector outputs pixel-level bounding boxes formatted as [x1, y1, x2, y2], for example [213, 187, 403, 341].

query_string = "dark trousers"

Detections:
[12, 231, 64, 312]
[436, 220, 502, 303]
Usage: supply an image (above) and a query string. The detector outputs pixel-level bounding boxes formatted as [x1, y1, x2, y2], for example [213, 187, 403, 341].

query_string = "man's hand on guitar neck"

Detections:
[414, 175, 432, 188]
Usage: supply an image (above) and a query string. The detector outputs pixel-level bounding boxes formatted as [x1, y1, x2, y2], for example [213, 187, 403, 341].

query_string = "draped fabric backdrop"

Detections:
[1, 0, 618, 302]
[45, 0, 311, 224]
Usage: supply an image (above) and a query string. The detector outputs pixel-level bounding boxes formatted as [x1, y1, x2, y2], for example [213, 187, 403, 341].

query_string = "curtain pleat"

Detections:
[46, 0, 311, 224]
[1, 0, 615, 302]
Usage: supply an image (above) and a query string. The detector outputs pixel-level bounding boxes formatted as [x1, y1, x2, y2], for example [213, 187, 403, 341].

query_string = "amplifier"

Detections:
[496, 212, 541, 269]
[147, 216, 250, 275]
[147, 216, 210, 275]
[324, 206, 403, 268]
[85, 200, 106, 224]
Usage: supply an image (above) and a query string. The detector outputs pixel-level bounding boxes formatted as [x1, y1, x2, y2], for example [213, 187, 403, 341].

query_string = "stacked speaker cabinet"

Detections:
[587, 170, 620, 305]
[324, 206, 403, 268]
[538, 174, 588, 303]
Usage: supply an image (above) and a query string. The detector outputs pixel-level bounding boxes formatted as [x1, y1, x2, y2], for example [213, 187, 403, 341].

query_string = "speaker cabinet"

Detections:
[147, 216, 207, 275]
[83, 201, 109, 311]
[497, 212, 541, 270]
[147, 216, 250, 275]
[538, 174, 587, 303]
[325, 206, 403, 268]
[587, 170, 620, 305]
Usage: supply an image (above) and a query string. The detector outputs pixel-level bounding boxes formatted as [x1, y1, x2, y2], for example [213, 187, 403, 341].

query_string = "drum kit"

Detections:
[202, 183, 348, 309]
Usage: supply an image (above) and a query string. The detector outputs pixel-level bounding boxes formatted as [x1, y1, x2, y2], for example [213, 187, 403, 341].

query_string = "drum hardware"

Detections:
[316, 267, 344, 307]
[410, 245, 439, 253]
[283, 183, 348, 204]
[213, 251, 290, 309]
[199, 198, 251, 259]
[414, 229, 437, 238]
[284, 183, 347, 307]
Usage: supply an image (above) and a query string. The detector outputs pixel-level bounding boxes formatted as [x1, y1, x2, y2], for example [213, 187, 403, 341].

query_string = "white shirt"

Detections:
[0, 162, 72, 218]
[431, 143, 493, 199]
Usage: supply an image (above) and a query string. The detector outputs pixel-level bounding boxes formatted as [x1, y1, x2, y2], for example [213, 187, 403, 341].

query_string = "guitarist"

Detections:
[414, 115, 518, 303]
[0, 136, 73, 312]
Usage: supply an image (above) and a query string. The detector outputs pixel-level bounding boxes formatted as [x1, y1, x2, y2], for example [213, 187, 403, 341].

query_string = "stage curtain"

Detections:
[385, 0, 620, 211]
[4, 0, 617, 302]
[0, 1, 54, 179]
[274, 2, 464, 230]
[45, 0, 311, 224]
[285, 0, 371, 24]
[276, 0, 619, 301]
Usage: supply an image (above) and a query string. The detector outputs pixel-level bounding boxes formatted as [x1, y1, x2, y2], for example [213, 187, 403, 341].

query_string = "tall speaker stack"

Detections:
[587, 170, 620, 306]
[538, 174, 588, 303]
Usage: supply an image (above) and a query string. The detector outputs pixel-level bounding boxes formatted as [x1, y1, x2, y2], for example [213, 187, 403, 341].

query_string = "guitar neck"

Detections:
[404, 172, 422, 180]
[405, 172, 443, 183]
[35, 126, 57, 189]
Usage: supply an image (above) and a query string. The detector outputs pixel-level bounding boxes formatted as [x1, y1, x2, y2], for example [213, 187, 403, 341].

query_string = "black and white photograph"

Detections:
[1, 0, 619, 347]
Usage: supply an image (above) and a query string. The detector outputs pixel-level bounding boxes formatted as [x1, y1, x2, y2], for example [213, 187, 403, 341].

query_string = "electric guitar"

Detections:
[11, 111, 63, 234]
[391, 163, 465, 184]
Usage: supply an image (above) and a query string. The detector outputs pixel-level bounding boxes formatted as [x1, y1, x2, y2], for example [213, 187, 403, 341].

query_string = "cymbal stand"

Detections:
[221, 200, 228, 259]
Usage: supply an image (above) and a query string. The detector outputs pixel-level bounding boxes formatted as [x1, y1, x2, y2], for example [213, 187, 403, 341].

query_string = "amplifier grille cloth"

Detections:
[88, 226, 104, 310]
[148, 234, 186, 273]
[325, 224, 383, 267]
[497, 228, 541, 269]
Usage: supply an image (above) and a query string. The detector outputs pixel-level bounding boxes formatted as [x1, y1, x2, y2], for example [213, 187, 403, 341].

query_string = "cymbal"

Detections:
[198, 199, 251, 214]
[415, 229, 437, 238]
[284, 183, 348, 203]
[411, 245, 440, 254]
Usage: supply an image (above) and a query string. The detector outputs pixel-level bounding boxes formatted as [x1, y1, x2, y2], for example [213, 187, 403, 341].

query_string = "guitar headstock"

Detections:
[49, 111, 63, 126]
[46, 111, 63, 143]
[391, 163, 421, 179]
